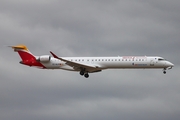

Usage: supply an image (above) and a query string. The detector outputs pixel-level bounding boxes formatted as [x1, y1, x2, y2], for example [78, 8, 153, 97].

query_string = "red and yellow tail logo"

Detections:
[9, 44, 45, 68]
[10, 44, 35, 61]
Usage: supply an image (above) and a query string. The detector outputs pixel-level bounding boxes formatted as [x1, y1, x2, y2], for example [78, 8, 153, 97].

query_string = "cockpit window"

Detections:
[158, 58, 165, 61]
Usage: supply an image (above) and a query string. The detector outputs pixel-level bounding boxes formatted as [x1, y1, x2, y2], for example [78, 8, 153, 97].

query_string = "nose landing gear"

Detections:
[163, 68, 166, 74]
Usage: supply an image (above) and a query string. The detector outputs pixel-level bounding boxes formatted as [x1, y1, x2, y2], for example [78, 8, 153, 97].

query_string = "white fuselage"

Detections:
[39, 56, 174, 72]
[10, 45, 174, 78]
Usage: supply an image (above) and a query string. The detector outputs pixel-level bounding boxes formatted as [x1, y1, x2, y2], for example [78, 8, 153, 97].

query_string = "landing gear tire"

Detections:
[84, 73, 89, 78]
[163, 68, 167, 74]
[80, 71, 85, 76]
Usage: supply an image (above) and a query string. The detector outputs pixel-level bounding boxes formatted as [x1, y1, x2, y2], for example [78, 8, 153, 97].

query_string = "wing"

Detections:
[50, 51, 101, 73]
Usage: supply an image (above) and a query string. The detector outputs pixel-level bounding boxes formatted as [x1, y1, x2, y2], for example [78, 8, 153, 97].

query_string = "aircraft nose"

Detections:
[171, 63, 174, 67]
[166, 61, 174, 67]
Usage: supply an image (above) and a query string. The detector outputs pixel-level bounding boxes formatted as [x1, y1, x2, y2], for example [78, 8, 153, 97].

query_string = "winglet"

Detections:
[50, 51, 59, 58]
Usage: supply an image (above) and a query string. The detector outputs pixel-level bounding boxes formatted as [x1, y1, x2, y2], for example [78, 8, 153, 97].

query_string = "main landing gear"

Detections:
[84, 73, 89, 78]
[80, 70, 89, 78]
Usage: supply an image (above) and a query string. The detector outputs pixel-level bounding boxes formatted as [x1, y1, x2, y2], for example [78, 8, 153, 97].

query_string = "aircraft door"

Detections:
[150, 60, 154, 66]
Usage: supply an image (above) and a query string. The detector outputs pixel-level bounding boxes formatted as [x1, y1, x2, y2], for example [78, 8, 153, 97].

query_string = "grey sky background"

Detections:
[0, 0, 180, 120]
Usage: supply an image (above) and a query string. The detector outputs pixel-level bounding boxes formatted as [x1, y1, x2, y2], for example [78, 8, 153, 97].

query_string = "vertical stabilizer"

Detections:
[9, 45, 36, 61]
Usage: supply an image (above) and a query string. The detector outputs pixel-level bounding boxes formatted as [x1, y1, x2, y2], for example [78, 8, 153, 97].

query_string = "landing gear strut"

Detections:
[163, 68, 166, 74]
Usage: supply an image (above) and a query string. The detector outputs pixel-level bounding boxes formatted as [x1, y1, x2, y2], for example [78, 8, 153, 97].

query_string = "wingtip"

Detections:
[50, 51, 59, 58]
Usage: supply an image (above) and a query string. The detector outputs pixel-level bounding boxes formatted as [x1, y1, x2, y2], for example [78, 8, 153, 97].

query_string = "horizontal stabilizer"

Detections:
[8, 45, 29, 52]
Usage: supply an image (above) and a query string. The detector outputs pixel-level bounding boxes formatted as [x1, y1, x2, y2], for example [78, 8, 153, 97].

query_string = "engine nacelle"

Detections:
[36, 55, 51, 62]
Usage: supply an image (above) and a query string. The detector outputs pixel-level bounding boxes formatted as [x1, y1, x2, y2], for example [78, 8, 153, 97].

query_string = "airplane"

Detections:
[9, 44, 174, 78]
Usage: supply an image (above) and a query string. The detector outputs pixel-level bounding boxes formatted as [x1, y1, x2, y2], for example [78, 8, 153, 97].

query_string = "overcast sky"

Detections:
[0, 0, 180, 120]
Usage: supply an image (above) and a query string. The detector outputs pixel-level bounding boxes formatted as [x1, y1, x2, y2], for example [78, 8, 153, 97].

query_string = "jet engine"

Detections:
[36, 55, 51, 62]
